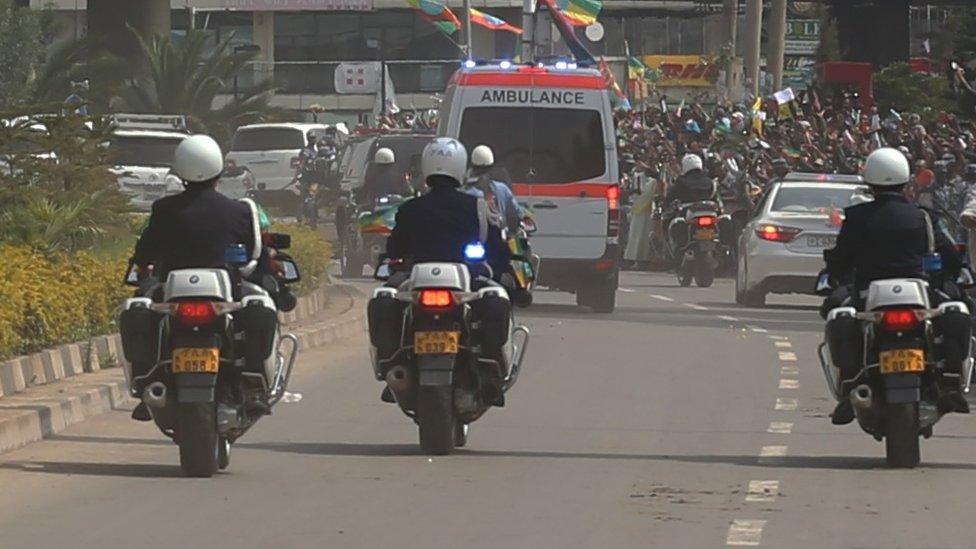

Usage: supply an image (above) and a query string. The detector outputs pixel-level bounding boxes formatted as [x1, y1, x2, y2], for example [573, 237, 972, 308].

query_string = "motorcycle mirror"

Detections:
[123, 259, 141, 287]
[957, 268, 975, 289]
[265, 232, 291, 250]
[521, 217, 538, 234]
[278, 259, 301, 283]
[815, 272, 833, 296]
[374, 262, 391, 281]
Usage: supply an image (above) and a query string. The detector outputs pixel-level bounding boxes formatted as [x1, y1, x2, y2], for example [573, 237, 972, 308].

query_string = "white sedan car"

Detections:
[735, 175, 869, 307]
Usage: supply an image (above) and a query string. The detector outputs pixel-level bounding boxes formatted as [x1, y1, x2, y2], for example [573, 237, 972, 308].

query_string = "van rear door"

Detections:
[228, 126, 306, 189]
[455, 88, 615, 260]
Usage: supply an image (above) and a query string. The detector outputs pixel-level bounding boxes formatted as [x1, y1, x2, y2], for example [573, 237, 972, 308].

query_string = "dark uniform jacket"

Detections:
[386, 185, 511, 277]
[134, 185, 254, 275]
[825, 191, 961, 292]
[666, 169, 716, 204]
[364, 164, 410, 202]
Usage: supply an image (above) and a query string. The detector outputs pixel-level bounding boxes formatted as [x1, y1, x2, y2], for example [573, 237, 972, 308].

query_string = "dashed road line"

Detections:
[778, 379, 799, 390]
[746, 325, 769, 333]
[719, 315, 738, 322]
[758, 445, 788, 463]
[779, 366, 799, 375]
[619, 287, 636, 293]
[775, 397, 798, 411]
[649, 294, 674, 302]
[768, 335, 789, 341]
[726, 520, 767, 546]
[685, 303, 710, 311]
[281, 392, 303, 403]
[774, 341, 792, 348]
[767, 421, 793, 434]
[745, 480, 780, 503]
[777, 352, 797, 362]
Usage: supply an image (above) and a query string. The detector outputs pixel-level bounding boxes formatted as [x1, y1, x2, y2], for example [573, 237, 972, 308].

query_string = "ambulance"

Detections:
[438, 61, 621, 312]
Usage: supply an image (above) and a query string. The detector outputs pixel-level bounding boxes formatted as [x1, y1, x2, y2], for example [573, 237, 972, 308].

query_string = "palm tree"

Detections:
[31, 37, 129, 113]
[121, 30, 279, 144]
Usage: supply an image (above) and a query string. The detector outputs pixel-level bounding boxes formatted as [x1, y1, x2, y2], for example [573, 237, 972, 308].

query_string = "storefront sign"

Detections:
[785, 19, 820, 56]
[642, 55, 719, 87]
[218, 0, 373, 10]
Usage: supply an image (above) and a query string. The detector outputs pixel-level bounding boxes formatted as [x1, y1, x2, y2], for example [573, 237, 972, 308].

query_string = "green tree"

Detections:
[0, 1, 46, 108]
[31, 37, 129, 114]
[120, 30, 279, 144]
[873, 62, 957, 119]
[816, 8, 842, 63]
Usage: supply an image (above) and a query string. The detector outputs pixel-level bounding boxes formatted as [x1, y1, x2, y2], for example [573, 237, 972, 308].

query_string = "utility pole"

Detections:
[522, 0, 536, 62]
[722, 0, 739, 98]
[768, 0, 787, 90]
[463, 0, 473, 58]
[743, 0, 762, 96]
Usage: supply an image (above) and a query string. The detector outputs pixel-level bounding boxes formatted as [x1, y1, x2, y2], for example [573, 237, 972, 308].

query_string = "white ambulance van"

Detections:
[438, 62, 621, 312]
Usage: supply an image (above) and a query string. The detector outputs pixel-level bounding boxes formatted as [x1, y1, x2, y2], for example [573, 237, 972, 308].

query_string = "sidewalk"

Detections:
[0, 284, 366, 455]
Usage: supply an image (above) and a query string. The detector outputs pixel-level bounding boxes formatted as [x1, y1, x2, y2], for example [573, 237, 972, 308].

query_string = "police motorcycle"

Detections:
[118, 200, 301, 477]
[666, 199, 727, 288]
[339, 192, 407, 278]
[816, 260, 976, 468]
[369, 243, 530, 455]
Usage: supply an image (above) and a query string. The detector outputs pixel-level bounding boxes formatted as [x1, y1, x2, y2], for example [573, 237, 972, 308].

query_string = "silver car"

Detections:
[735, 175, 869, 306]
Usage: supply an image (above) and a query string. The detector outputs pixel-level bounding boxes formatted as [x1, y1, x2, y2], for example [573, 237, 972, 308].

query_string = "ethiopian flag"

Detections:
[627, 56, 646, 80]
[555, 0, 602, 27]
[471, 8, 522, 34]
[407, 0, 460, 35]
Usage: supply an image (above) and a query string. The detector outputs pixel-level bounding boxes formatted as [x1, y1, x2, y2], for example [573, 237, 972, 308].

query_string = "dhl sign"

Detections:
[643, 55, 720, 87]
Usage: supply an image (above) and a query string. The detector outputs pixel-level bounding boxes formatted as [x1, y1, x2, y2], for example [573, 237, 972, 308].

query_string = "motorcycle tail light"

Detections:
[756, 224, 802, 243]
[176, 301, 217, 326]
[419, 289, 454, 308]
[881, 309, 919, 332]
[696, 215, 717, 227]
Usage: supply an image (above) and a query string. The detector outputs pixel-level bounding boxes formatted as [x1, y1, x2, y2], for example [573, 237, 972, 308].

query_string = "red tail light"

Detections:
[176, 301, 217, 326]
[881, 309, 919, 332]
[756, 224, 802, 243]
[607, 186, 620, 238]
[419, 289, 454, 308]
[696, 215, 717, 227]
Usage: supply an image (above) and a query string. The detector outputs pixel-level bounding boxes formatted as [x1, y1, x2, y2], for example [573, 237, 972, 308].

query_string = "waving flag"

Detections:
[407, 0, 460, 35]
[470, 8, 522, 34]
[555, 0, 602, 27]
[539, 0, 594, 63]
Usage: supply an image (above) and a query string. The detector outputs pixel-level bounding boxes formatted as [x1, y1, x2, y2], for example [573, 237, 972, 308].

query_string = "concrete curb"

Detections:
[0, 284, 366, 456]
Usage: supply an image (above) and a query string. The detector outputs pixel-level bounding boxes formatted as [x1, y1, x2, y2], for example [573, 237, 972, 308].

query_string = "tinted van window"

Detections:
[109, 136, 185, 167]
[459, 107, 606, 184]
[231, 128, 304, 151]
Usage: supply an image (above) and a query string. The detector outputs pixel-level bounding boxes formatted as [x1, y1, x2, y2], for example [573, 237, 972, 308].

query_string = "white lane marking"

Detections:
[745, 480, 780, 503]
[759, 445, 788, 463]
[779, 379, 799, 390]
[780, 366, 799, 375]
[649, 294, 674, 302]
[774, 341, 792, 348]
[769, 335, 789, 341]
[719, 315, 738, 322]
[281, 392, 303, 403]
[746, 325, 769, 333]
[619, 287, 637, 293]
[775, 397, 798, 411]
[726, 520, 767, 546]
[767, 421, 793, 434]
[778, 352, 797, 362]
[685, 303, 710, 311]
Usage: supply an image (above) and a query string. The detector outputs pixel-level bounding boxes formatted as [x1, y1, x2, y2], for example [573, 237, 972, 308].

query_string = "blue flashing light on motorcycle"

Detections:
[464, 242, 486, 261]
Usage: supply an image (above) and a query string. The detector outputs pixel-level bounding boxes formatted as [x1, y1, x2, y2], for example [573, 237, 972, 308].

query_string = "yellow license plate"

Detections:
[879, 349, 925, 374]
[414, 331, 460, 355]
[694, 229, 716, 240]
[172, 347, 220, 373]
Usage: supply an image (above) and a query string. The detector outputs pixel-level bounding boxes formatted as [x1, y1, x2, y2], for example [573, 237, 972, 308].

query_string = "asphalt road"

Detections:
[1, 272, 975, 548]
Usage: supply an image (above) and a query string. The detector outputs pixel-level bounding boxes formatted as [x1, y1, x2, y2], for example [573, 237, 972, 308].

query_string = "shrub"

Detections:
[272, 223, 333, 296]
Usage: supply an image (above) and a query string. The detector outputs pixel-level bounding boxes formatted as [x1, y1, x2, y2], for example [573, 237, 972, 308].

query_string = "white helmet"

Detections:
[863, 147, 910, 187]
[421, 137, 468, 185]
[173, 134, 224, 183]
[471, 145, 494, 168]
[374, 147, 395, 165]
[681, 153, 703, 175]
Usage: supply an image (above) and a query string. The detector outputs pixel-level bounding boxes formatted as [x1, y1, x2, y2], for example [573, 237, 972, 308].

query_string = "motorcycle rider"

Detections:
[368, 138, 513, 401]
[464, 145, 523, 233]
[363, 147, 411, 203]
[664, 153, 720, 257]
[823, 147, 971, 425]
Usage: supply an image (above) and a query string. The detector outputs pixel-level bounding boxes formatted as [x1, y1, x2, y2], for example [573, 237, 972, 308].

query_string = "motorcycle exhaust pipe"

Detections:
[849, 384, 873, 410]
[385, 365, 413, 394]
[142, 381, 168, 409]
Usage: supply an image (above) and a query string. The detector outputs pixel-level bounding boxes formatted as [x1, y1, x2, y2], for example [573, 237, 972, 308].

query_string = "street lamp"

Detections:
[366, 38, 387, 119]
[233, 44, 262, 101]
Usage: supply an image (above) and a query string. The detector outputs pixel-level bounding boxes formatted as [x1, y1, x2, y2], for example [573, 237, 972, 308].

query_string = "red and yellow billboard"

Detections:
[643, 55, 720, 87]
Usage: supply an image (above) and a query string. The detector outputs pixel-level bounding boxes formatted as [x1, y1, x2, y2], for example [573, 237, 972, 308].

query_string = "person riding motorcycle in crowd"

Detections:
[822, 147, 971, 425]
[362, 147, 411, 203]
[463, 145, 523, 234]
[663, 153, 721, 255]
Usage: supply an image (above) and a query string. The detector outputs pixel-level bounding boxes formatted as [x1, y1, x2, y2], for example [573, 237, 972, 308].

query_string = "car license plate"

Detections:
[172, 347, 220, 373]
[879, 349, 925, 374]
[806, 235, 836, 249]
[694, 229, 716, 240]
[414, 331, 460, 355]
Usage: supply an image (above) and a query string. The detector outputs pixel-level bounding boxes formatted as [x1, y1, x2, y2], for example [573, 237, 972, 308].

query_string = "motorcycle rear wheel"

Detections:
[694, 257, 714, 288]
[177, 402, 219, 477]
[884, 402, 920, 468]
[417, 385, 454, 455]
